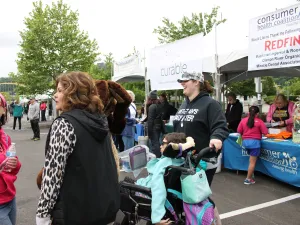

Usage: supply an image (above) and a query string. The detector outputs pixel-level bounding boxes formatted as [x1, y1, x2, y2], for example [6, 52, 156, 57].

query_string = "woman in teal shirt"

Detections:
[13, 101, 23, 130]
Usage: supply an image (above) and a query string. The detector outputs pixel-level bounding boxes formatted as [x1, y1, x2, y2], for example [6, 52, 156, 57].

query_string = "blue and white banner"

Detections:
[223, 135, 300, 187]
[248, 4, 300, 71]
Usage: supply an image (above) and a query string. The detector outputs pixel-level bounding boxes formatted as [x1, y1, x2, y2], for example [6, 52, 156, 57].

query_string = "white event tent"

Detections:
[113, 4, 300, 100]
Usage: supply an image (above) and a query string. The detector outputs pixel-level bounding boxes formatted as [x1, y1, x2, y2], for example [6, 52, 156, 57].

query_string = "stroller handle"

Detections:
[120, 181, 152, 196]
[166, 165, 196, 175]
[194, 146, 216, 168]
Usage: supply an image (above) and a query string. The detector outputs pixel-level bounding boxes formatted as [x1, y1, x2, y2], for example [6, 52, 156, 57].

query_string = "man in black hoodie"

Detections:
[225, 92, 243, 132]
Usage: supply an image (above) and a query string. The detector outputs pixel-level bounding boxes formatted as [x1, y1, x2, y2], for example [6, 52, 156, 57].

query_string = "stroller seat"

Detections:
[115, 147, 218, 225]
[117, 168, 185, 225]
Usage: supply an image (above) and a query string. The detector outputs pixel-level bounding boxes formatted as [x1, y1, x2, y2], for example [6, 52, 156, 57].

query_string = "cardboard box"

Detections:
[268, 127, 287, 134]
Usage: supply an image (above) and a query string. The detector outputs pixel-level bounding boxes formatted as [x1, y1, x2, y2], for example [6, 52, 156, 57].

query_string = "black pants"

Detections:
[205, 167, 217, 187]
[150, 130, 161, 158]
[13, 117, 21, 130]
[30, 119, 40, 138]
[41, 110, 46, 121]
[114, 135, 124, 152]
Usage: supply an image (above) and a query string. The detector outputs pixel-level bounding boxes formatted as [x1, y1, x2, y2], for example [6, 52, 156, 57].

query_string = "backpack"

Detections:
[183, 199, 216, 225]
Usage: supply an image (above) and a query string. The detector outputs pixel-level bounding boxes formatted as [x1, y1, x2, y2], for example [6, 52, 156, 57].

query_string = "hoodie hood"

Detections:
[185, 91, 209, 104]
[62, 109, 109, 142]
[230, 99, 240, 105]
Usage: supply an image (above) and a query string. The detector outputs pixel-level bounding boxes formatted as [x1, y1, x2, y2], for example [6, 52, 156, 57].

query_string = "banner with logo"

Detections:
[223, 135, 300, 187]
[113, 53, 144, 82]
[248, 4, 300, 71]
[147, 34, 203, 90]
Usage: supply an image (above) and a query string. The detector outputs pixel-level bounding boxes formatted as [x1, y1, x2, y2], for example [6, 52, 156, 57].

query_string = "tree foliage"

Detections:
[89, 53, 113, 80]
[273, 77, 293, 87]
[121, 82, 145, 104]
[227, 79, 256, 98]
[0, 92, 13, 102]
[153, 6, 226, 44]
[288, 78, 300, 95]
[262, 76, 276, 96]
[14, 0, 99, 95]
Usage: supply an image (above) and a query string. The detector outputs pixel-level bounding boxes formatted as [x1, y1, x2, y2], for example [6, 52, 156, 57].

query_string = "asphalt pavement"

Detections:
[3, 117, 300, 225]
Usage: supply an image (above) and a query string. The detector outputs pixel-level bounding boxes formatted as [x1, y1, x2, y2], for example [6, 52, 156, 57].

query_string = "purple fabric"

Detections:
[183, 199, 214, 225]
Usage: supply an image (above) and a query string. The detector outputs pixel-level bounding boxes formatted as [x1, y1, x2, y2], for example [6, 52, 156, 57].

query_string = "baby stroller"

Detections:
[114, 147, 217, 225]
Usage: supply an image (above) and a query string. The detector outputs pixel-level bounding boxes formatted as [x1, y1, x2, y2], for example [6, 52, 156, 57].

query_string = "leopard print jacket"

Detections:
[36, 118, 76, 219]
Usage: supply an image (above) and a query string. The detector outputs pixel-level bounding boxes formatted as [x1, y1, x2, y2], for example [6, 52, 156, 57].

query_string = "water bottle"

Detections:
[6, 143, 16, 157]
[6, 143, 16, 172]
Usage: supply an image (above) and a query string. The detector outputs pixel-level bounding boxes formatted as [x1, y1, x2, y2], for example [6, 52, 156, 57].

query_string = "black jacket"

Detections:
[147, 103, 164, 137]
[161, 101, 177, 121]
[50, 109, 119, 225]
[225, 99, 243, 132]
[173, 92, 229, 157]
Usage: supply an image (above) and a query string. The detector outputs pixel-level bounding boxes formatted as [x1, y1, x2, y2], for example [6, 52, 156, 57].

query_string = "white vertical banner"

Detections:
[248, 4, 300, 71]
[147, 33, 204, 90]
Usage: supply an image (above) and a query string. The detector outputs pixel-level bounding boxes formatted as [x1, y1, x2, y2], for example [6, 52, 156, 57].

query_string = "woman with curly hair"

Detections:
[36, 72, 119, 225]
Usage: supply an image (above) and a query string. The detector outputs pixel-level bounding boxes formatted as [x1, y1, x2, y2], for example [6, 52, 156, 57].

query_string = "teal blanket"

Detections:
[136, 157, 184, 223]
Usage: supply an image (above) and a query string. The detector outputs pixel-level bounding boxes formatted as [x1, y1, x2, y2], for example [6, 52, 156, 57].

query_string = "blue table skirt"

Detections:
[223, 134, 300, 187]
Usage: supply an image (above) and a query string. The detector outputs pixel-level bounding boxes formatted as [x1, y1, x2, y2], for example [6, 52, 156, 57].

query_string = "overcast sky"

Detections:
[0, 0, 295, 77]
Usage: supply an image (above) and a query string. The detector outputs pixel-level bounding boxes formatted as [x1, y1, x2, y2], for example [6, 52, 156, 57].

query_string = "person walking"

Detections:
[40, 101, 47, 122]
[12, 100, 23, 130]
[28, 98, 40, 141]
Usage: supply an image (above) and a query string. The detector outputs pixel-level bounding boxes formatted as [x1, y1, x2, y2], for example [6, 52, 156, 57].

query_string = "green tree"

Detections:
[89, 53, 114, 80]
[288, 78, 300, 95]
[273, 77, 293, 87]
[227, 79, 256, 98]
[121, 82, 145, 104]
[262, 76, 276, 96]
[14, 0, 99, 95]
[0, 92, 12, 102]
[153, 6, 226, 44]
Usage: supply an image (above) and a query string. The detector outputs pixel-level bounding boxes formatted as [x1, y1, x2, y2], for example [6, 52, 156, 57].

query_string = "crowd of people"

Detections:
[225, 92, 295, 184]
[0, 70, 296, 225]
[8, 99, 52, 141]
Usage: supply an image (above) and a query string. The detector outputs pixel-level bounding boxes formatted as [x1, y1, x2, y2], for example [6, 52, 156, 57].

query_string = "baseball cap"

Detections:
[177, 72, 204, 83]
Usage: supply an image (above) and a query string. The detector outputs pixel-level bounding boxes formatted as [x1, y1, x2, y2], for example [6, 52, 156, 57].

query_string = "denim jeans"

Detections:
[122, 135, 135, 151]
[0, 197, 16, 225]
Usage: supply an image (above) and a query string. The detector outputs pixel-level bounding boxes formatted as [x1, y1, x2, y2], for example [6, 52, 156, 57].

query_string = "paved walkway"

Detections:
[4, 124, 300, 225]
[5, 114, 52, 130]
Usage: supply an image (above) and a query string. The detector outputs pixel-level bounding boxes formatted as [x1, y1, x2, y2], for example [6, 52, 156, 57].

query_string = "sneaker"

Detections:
[31, 137, 35, 140]
[244, 178, 255, 185]
[33, 138, 40, 141]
